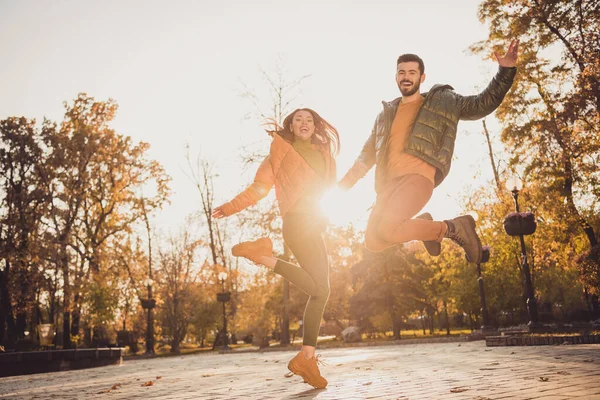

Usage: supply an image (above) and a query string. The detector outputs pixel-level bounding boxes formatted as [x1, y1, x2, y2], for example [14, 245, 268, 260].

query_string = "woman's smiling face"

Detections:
[290, 110, 315, 140]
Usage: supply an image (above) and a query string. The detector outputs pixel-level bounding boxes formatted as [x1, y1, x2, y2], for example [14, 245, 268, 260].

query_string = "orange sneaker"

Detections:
[231, 237, 273, 264]
[287, 352, 328, 389]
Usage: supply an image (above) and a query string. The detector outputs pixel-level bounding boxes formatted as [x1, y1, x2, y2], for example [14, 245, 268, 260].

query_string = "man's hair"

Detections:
[396, 54, 425, 75]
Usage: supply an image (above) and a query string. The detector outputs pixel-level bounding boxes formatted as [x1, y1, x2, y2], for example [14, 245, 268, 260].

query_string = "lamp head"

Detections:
[505, 176, 523, 193]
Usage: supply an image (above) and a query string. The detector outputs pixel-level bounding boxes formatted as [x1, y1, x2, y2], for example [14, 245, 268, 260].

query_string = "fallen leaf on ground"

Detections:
[510, 352, 516, 354]
[284, 372, 294, 378]
[110, 384, 121, 390]
[450, 387, 469, 393]
[156, 376, 162, 379]
[201, 374, 213, 378]
[363, 382, 372, 386]
[142, 381, 154, 387]
[266, 378, 274, 381]
[539, 377, 549, 382]
[554, 356, 562, 359]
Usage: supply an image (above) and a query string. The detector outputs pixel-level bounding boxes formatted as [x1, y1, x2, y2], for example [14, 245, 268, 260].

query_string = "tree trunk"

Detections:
[279, 245, 291, 345]
[61, 244, 72, 349]
[391, 313, 402, 340]
[280, 279, 290, 345]
[16, 312, 26, 340]
[0, 268, 8, 346]
[427, 307, 434, 334]
[171, 332, 180, 353]
[443, 300, 450, 336]
[0, 262, 18, 348]
[482, 120, 502, 194]
[70, 295, 81, 340]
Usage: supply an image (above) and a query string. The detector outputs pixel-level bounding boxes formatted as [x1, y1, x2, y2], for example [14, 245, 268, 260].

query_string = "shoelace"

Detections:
[448, 231, 466, 247]
[314, 354, 328, 367]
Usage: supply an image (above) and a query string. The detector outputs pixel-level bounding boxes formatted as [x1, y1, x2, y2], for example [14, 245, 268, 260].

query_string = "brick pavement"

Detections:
[0, 341, 599, 399]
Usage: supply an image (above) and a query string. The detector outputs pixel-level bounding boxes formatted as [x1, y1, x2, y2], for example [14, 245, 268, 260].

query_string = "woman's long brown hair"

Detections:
[263, 108, 340, 156]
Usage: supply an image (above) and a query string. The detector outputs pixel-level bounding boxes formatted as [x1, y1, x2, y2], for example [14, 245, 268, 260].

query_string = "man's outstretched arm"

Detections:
[458, 39, 519, 121]
[338, 117, 379, 190]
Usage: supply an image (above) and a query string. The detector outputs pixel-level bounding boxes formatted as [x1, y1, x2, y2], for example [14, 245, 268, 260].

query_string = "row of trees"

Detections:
[0, 94, 171, 350]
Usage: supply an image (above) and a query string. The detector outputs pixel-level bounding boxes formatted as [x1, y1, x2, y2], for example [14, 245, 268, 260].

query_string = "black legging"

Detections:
[274, 212, 330, 347]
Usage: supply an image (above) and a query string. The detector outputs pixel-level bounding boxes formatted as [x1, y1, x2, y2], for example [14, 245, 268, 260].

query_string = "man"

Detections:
[339, 40, 519, 263]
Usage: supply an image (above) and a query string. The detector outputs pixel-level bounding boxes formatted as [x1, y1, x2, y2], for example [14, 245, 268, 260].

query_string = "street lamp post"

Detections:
[476, 246, 496, 335]
[467, 212, 495, 336]
[216, 271, 231, 351]
[141, 278, 155, 355]
[505, 176, 541, 331]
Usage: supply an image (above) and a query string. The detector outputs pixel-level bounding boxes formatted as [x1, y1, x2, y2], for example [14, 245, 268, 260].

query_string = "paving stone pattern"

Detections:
[0, 341, 599, 399]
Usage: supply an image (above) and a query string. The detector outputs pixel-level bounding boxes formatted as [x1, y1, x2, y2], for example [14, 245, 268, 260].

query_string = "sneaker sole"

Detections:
[464, 215, 483, 263]
[287, 360, 327, 389]
[415, 213, 441, 257]
[231, 238, 273, 262]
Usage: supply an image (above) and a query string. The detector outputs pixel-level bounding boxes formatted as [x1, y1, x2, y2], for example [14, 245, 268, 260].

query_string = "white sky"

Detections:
[0, 0, 511, 233]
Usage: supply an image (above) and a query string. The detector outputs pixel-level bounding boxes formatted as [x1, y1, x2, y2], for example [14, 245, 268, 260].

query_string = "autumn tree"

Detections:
[155, 228, 203, 353]
[0, 117, 49, 347]
[471, 0, 600, 314]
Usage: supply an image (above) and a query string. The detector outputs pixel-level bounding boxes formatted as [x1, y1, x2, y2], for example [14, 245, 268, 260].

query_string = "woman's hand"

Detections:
[212, 204, 229, 219]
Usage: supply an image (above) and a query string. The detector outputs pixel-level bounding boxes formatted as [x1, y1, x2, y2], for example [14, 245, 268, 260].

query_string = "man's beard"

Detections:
[398, 80, 420, 96]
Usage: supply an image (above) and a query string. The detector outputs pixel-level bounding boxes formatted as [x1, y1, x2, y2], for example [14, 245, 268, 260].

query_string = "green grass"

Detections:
[395, 328, 472, 338]
[125, 328, 475, 358]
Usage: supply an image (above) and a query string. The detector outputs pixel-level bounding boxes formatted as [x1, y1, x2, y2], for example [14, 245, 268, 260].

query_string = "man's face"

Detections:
[396, 61, 425, 96]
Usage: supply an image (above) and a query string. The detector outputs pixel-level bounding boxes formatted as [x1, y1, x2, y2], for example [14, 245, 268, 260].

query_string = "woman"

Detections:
[212, 108, 340, 389]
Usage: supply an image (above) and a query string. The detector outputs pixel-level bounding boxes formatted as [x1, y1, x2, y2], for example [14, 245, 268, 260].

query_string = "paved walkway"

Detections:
[0, 341, 599, 399]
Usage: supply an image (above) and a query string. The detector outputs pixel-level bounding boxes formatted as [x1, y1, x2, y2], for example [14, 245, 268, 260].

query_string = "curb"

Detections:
[486, 334, 600, 346]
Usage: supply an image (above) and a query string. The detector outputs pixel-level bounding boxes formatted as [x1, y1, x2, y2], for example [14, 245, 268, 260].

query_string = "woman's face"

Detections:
[290, 110, 315, 140]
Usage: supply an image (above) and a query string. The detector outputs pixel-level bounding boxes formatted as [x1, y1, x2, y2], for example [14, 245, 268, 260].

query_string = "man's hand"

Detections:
[336, 181, 351, 192]
[495, 39, 519, 68]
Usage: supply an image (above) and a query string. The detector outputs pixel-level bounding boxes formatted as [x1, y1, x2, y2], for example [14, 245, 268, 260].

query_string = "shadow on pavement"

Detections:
[281, 387, 327, 399]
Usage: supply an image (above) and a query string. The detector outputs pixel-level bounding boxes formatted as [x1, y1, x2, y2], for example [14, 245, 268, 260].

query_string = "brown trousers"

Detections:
[365, 174, 446, 252]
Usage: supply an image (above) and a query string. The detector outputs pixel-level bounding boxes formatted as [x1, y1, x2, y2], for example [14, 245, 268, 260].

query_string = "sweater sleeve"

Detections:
[220, 156, 275, 216]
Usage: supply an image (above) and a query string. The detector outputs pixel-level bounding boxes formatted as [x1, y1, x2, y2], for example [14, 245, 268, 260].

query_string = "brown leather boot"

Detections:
[231, 237, 273, 264]
[287, 352, 328, 389]
[445, 215, 482, 263]
[415, 212, 441, 257]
